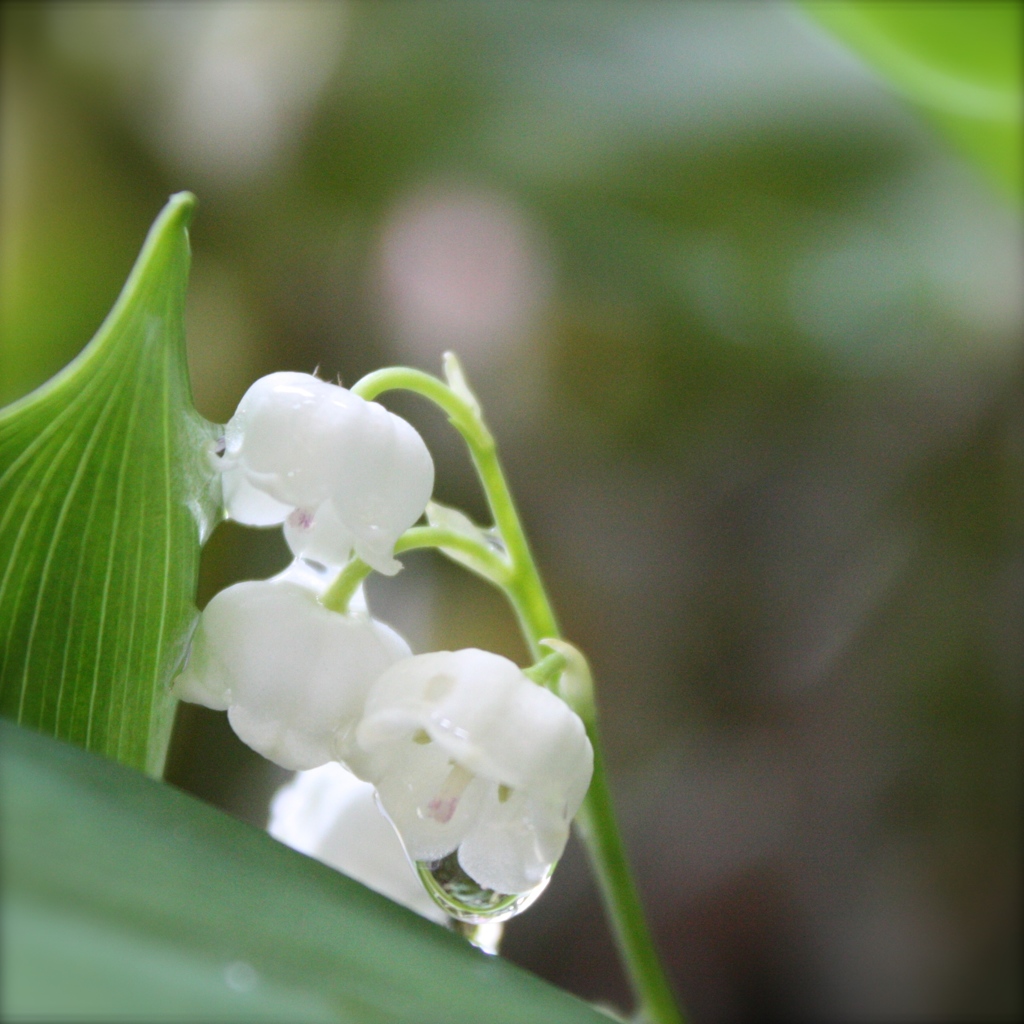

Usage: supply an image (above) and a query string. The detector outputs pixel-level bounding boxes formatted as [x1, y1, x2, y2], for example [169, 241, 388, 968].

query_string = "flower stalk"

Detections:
[351, 356, 684, 1024]
[322, 525, 509, 614]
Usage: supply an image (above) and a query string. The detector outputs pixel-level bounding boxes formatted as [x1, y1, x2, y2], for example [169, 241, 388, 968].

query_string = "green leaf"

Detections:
[0, 193, 219, 777]
[425, 500, 506, 582]
[800, 1, 1023, 200]
[0, 720, 609, 1023]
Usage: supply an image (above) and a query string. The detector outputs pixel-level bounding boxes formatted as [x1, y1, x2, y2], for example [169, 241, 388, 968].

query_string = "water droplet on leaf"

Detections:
[223, 960, 259, 993]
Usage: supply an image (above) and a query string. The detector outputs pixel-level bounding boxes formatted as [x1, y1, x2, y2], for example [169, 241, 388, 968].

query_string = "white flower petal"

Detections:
[171, 577, 411, 770]
[173, 621, 232, 711]
[226, 372, 349, 510]
[357, 650, 521, 778]
[269, 764, 446, 923]
[219, 372, 434, 573]
[220, 462, 293, 526]
[331, 402, 434, 575]
[475, 680, 594, 799]
[358, 649, 592, 790]
[283, 501, 354, 568]
[354, 648, 594, 895]
[458, 787, 568, 895]
[365, 741, 486, 863]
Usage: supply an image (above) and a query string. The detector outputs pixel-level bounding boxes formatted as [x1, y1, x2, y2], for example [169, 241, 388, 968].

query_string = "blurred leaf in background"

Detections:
[802, 0, 1022, 200]
[1, 2, 1021, 1021]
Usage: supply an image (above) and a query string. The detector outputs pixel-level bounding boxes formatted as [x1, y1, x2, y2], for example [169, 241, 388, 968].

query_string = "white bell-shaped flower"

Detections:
[172, 573, 411, 770]
[349, 649, 594, 897]
[269, 763, 447, 923]
[219, 372, 345, 524]
[217, 372, 434, 574]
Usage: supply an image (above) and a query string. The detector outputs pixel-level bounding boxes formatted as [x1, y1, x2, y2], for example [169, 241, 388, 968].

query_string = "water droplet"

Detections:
[224, 960, 259, 993]
[416, 851, 552, 923]
[448, 917, 504, 955]
[484, 529, 506, 556]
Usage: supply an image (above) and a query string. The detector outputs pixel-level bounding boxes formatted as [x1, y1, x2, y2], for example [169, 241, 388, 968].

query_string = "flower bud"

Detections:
[217, 372, 434, 573]
[172, 574, 411, 770]
[349, 649, 594, 902]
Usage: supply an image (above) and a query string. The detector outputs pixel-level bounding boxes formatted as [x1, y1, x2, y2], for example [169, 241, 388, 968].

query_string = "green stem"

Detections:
[321, 525, 510, 613]
[352, 360, 684, 1024]
[522, 650, 568, 689]
[353, 366, 557, 656]
[321, 557, 372, 613]
[576, 734, 683, 1024]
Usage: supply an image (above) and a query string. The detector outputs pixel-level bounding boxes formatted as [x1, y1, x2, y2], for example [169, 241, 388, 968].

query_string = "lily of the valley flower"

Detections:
[269, 763, 447, 923]
[348, 649, 594, 896]
[217, 372, 434, 574]
[172, 572, 411, 770]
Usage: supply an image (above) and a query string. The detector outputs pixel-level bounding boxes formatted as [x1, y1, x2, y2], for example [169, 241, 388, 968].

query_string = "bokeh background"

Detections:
[2, 2, 1021, 1020]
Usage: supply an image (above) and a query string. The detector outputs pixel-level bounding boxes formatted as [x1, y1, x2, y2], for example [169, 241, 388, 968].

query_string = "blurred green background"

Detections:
[1, 2, 1020, 1020]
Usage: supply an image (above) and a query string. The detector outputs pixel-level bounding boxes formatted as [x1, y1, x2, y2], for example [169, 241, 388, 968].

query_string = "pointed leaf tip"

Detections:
[165, 190, 197, 226]
[0, 195, 217, 776]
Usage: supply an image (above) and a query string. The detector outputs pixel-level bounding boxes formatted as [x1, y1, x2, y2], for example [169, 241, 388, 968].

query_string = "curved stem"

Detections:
[396, 525, 510, 583]
[321, 556, 372, 613]
[321, 525, 511, 613]
[351, 360, 684, 1024]
[352, 367, 492, 451]
[353, 365, 557, 656]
